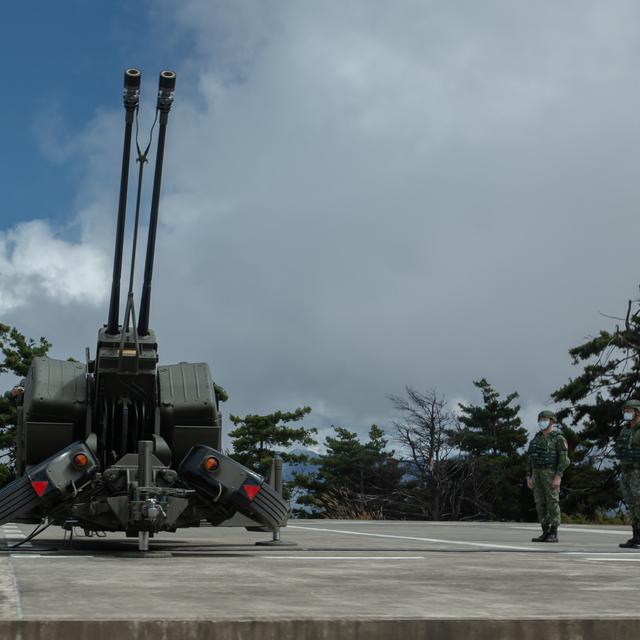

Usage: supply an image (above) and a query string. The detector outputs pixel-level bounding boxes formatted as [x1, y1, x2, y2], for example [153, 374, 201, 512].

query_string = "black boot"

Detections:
[619, 525, 640, 549]
[531, 526, 549, 542]
[544, 526, 558, 543]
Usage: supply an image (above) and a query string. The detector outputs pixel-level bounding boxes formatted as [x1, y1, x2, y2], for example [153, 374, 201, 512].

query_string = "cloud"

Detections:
[146, 1, 640, 419]
[5, 1, 640, 440]
[0, 220, 108, 314]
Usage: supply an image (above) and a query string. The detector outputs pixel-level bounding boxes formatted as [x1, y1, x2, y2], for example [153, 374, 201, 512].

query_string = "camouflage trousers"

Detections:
[532, 468, 561, 528]
[619, 467, 640, 527]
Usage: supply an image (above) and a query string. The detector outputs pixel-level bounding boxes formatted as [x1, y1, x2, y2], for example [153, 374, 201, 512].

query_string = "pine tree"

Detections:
[454, 378, 527, 456]
[297, 425, 402, 518]
[551, 298, 640, 447]
[549, 295, 640, 519]
[452, 379, 529, 520]
[228, 406, 317, 484]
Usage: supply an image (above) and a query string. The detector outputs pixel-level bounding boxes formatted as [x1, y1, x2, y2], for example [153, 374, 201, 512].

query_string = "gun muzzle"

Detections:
[157, 70, 176, 116]
[125, 68, 141, 88]
[159, 70, 176, 91]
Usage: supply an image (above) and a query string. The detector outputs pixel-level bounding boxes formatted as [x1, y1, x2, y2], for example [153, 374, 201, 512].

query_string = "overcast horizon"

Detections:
[2, 1, 640, 444]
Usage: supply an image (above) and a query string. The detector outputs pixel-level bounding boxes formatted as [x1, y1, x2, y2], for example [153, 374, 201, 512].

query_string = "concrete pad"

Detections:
[0, 520, 638, 639]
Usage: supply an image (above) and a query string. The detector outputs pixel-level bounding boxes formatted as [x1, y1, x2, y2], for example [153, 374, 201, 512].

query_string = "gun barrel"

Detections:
[106, 68, 141, 334]
[138, 71, 176, 336]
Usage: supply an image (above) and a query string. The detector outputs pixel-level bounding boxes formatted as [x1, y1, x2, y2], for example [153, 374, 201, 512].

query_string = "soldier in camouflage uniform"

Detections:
[615, 399, 640, 549]
[526, 410, 570, 543]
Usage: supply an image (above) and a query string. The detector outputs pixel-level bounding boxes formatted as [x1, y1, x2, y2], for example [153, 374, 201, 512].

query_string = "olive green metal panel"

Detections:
[19, 358, 87, 469]
[24, 422, 74, 466]
[172, 425, 221, 465]
[158, 362, 221, 459]
[22, 357, 87, 426]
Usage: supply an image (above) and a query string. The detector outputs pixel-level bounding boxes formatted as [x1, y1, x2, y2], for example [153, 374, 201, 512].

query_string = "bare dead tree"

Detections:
[390, 387, 460, 520]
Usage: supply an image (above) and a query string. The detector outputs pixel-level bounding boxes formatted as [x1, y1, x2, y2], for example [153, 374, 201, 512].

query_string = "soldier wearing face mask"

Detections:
[526, 410, 570, 542]
[615, 399, 640, 549]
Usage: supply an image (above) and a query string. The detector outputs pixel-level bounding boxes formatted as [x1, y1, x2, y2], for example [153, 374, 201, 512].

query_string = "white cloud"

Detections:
[0, 221, 108, 314]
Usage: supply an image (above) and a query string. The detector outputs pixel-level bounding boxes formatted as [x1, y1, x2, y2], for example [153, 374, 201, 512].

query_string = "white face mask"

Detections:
[623, 412, 635, 422]
[538, 420, 550, 430]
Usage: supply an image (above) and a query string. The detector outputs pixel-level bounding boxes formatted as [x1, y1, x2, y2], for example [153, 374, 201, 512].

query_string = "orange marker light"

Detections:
[72, 452, 89, 468]
[203, 456, 219, 472]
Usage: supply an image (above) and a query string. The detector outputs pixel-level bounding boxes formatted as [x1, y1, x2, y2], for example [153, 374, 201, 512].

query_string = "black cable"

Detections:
[10, 519, 53, 548]
[119, 109, 159, 333]
[128, 108, 158, 297]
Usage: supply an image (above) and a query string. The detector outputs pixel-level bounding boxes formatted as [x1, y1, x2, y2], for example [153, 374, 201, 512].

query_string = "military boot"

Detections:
[531, 526, 549, 542]
[619, 525, 640, 549]
[544, 526, 558, 543]
[632, 526, 640, 549]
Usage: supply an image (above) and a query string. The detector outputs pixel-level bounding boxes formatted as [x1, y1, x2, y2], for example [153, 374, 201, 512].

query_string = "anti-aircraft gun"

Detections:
[0, 69, 290, 551]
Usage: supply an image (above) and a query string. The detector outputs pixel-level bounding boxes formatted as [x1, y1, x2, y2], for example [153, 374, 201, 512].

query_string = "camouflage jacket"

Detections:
[615, 424, 640, 466]
[527, 430, 570, 476]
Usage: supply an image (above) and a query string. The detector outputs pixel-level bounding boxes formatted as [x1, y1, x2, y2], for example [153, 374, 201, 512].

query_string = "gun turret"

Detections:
[5, 67, 291, 552]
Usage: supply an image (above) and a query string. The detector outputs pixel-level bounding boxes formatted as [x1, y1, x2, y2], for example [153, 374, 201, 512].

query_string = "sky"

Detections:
[2, 1, 640, 445]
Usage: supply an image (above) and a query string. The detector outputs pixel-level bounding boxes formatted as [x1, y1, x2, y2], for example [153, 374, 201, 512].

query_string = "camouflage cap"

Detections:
[623, 399, 640, 410]
[538, 410, 557, 421]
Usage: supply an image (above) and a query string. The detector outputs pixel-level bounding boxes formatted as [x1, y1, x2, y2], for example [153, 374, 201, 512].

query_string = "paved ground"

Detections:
[0, 519, 637, 620]
[0, 520, 638, 638]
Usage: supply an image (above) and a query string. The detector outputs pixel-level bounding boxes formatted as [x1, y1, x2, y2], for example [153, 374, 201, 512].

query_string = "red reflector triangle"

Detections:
[243, 484, 261, 501]
[31, 481, 48, 497]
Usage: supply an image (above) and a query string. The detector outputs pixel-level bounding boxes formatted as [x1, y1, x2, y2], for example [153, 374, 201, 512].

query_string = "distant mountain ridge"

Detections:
[281, 447, 320, 482]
